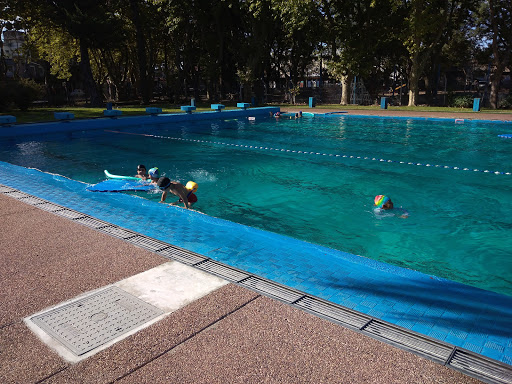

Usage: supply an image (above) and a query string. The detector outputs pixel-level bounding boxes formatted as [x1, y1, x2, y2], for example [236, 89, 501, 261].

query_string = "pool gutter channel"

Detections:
[1, 185, 511, 384]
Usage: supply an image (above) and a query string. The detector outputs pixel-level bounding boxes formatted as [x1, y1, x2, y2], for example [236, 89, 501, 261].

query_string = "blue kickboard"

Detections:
[87, 179, 156, 192]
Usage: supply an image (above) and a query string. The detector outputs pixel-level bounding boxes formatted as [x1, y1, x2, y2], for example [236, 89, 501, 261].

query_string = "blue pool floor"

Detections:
[1, 161, 511, 366]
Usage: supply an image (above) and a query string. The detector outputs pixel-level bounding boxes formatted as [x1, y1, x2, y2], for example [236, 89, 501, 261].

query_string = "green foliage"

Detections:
[0, 79, 44, 111]
[449, 94, 474, 108]
[28, 24, 79, 80]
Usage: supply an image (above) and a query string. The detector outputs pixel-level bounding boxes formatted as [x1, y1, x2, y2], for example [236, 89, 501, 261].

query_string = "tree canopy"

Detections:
[1, 0, 509, 108]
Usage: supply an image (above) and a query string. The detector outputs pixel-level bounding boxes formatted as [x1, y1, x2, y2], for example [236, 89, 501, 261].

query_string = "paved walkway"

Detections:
[0, 193, 484, 384]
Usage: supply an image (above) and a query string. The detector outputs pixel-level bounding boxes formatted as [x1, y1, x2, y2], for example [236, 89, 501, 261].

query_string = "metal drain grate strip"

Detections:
[449, 349, 512, 384]
[97, 226, 138, 239]
[36, 202, 65, 212]
[74, 216, 111, 229]
[30, 286, 163, 356]
[295, 296, 371, 330]
[0, 185, 16, 193]
[157, 246, 207, 265]
[196, 260, 250, 282]
[126, 235, 169, 252]
[18, 196, 47, 205]
[6, 191, 30, 199]
[363, 320, 452, 362]
[240, 276, 304, 303]
[53, 209, 87, 220]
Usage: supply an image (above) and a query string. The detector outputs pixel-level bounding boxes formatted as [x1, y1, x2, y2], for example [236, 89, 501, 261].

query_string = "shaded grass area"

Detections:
[2, 103, 512, 123]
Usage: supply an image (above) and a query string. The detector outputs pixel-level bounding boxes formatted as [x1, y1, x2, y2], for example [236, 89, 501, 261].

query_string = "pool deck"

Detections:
[0, 193, 485, 384]
[1, 109, 512, 384]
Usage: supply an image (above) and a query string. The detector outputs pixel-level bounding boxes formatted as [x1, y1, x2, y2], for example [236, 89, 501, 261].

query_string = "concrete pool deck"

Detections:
[0, 193, 486, 384]
[1, 109, 512, 383]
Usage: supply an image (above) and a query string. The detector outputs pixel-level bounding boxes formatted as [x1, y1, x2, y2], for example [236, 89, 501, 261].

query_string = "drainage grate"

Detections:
[36, 202, 65, 212]
[126, 235, 169, 252]
[295, 296, 371, 330]
[74, 216, 111, 229]
[18, 196, 47, 205]
[157, 246, 207, 265]
[362, 320, 453, 362]
[196, 260, 250, 282]
[449, 349, 512, 384]
[97, 226, 137, 239]
[0, 185, 16, 193]
[53, 209, 87, 220]
[6, 191, 30, 199]
[30, 286, 163, 356]
[240, 276, 304, 303]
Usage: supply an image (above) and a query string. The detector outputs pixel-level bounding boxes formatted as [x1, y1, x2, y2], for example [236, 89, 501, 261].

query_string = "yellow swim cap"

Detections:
[186, 181, 198, 192]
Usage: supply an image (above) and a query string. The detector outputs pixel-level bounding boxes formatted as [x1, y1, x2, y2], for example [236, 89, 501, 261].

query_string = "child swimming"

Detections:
[374, 195, 409, 218]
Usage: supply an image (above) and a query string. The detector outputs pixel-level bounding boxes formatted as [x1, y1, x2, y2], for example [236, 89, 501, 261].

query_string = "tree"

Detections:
[16, 0, 126, 106]
[403, 0, 475, 106]
[477, 0, 512, 108]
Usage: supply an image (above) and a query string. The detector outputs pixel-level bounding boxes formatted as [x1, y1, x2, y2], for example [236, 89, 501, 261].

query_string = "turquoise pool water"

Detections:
[1, 115, 511, 297]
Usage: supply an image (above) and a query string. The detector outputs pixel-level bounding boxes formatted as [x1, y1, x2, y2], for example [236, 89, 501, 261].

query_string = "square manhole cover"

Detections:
[30, 286, 164, 356]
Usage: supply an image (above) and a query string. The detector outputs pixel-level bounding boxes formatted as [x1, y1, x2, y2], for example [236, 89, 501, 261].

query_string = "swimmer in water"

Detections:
[147, 167, 160, 184]
[374, 195, 409, 218]
[157, 177, 192, 209]
[135, 164, 148, 180]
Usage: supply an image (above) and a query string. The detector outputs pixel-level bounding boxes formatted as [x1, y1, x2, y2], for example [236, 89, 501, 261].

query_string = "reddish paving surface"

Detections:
[0, 191, 484, 383]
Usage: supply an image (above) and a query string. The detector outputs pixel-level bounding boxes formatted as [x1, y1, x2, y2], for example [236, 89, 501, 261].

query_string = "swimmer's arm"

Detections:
[180, 193, 189, 209]
[159, 190, 168, 203]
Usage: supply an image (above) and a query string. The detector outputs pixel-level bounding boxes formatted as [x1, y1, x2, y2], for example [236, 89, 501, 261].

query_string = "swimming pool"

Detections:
[1, 112, 511, 297]
[1, 109, 512, 366]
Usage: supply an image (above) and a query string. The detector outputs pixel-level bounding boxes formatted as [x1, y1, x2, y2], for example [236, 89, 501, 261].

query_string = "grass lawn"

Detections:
[2, 103, 512, 123]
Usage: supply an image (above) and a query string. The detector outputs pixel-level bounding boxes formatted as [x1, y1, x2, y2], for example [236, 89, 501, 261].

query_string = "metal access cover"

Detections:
[30, 286, 164, 356]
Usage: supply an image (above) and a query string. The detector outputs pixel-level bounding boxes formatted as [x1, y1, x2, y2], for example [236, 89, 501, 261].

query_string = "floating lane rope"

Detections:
[104, 130, 511, 176]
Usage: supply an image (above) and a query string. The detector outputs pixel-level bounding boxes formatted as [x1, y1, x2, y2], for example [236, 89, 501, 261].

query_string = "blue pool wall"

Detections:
[0, 107, 280, 137]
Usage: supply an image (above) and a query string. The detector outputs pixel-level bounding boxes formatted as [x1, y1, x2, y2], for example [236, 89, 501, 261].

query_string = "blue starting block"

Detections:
[181, 106, 196, 114]
[0, 115, 16, 125]
[473, 98, 481, 112]
[211, 104, 225, 112]
[146, 107, 162, 115]
[103, 109, 122, 117]
[54, 112, 75, 120]
[237, 103, 251, 110]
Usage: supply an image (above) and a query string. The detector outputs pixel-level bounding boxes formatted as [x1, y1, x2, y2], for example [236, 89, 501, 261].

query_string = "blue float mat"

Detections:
[498, 134, 512, 138]
[86, 179, 156, 192]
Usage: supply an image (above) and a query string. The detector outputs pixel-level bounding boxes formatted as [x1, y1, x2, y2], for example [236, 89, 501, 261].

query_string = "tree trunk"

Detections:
[130, 0, 150, 104]
[79, 40, 102, 107]
[340, 75, 350, 105]
[408, 52, 420, 106]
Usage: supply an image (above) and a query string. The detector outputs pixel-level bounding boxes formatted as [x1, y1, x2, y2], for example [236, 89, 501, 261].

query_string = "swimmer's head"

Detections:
[186, 181, 198, 193]
[157, 177, 171, 190]
[375, 195, 393, 209]
[148, 167, 159, 178]
[137, 164, 146, 172]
